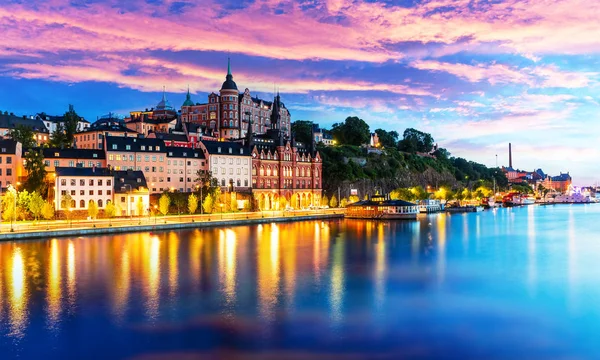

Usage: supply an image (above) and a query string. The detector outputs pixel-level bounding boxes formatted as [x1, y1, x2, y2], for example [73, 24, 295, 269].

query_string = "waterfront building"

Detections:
[74, 117, 138, 150]
[346, 193, 419, 219]
[180, 59, 291, 140]
[0, 113, 50, 145]
[198, 140, 251, 191]
[105, 136, 167, 191]
[0, 139, 22, 189]
[113, 170, 150, 216]
[125, 91, 178, 136]
[165, 146, 207, 193]
[539, 172, 572, 193]
[54, 167, 113, 212]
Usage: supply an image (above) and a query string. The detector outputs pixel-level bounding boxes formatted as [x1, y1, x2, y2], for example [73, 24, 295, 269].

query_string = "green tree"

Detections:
[410, 186, 429, 201]
[28, 191, 44, 222]
[88, 200, 99, 220]
[9, 124, 36, 149]
[1, 186, 17, 222]
[390, 188, 415, 201]
[136, 198, 145, 217]
[41, 201, 55, 224]
[61, 193, 73, 220]
[374, 129, 399, 148]
[188, 193, 198, 215]
[105, 201, 116, 226]
[291, 120, 314, 145]
[49, 123, 69, 148]
[340, 198, 348, 207]
[348, 195, 360, 203]
[16, 189, 31, 220]
[203, 193, 214, 214]
[23, 148, 47, 193]
[330, 195, 338, 208]
[398, 128, 434, 153]
[159, 193, 170, 216]
[330, 116, 370, 146]
[63, 104, 80, 147]
[321, 194, 329, 207]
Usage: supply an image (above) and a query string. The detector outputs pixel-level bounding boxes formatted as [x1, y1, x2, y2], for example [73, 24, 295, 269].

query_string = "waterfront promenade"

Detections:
[0, 208, 344, 240]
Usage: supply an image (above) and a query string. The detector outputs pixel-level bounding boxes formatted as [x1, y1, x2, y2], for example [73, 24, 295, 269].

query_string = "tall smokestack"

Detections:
[509, 143, 513, 168]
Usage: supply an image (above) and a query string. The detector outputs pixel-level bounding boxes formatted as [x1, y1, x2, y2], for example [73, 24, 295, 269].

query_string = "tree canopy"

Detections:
[398, 128, 434, 153]
[291, 120, 313, 145]
[331, 116, 370, 146]
[9, 125, 36, 149]
[374, 129, 399, 148]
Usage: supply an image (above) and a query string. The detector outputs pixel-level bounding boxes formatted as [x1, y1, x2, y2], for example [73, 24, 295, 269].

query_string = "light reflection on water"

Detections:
[3, 206, 600, 358]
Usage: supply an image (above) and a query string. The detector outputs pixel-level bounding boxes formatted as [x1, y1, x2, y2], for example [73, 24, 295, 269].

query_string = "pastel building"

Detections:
[0, 139, 22, 189]
[198, 140, 251, 191]
[74, 117, 139, 150]
[54, 167, 114, 211]
[113, 170, 150, 216]
[41, 148, 106, 175]
[0, 113, 50, 145]
[165, 146, 207, 193]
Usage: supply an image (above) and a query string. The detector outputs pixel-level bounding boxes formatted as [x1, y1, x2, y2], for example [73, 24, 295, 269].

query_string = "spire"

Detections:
[227, 57, 231, 76]
[182, 85, 194, 107]
[162, 86, 166, 101]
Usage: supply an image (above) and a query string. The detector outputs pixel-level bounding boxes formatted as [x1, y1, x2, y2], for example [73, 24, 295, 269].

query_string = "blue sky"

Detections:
[0, 0, 599, 184]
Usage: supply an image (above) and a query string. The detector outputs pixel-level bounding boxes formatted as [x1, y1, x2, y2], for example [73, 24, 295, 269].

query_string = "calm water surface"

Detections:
[2, 205, 600, 359]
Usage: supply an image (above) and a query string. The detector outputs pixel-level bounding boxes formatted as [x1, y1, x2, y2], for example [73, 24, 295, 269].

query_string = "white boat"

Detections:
[550, 193, 591, 204]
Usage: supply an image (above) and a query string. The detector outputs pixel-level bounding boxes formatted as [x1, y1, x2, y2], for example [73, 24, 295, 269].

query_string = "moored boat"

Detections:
[346, 193, 419, 220]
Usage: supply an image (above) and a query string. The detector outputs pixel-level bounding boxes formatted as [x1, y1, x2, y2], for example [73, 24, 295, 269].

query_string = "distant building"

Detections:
[41, 148, 106, 175]
[198, 140, 251, 191]
[36, 107, 90, 135]
[0, 113, 50, 145]
[540, 172, 572, 193]
[74, 117, 138, 150]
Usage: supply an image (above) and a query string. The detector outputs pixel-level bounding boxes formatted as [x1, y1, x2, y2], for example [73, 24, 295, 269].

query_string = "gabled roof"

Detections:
[55, 166, 112, 177]
[201, 140, 250, 156]
[152, 132, 188, 142]
[0, 139, 19, 154]
[0, 114, 49, 133]
[84, 118, 136, 133]
[113, 170, 148, 193]
[106, 136, 165, 152]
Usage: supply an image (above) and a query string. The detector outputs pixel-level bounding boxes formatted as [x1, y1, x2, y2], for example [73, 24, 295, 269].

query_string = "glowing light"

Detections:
[47, 239, 62, 329]
[9, 247, 27, 338]
[67, 241, 76, 312]
[146, 236, 161, 320]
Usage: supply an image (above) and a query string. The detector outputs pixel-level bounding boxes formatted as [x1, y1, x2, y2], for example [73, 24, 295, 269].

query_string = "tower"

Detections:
[219, 58, 239, 139]
[509, 143, 513, 168]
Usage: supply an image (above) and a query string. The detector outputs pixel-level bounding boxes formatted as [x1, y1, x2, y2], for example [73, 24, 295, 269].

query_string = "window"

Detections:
[98, 199, 103, 207]
[107, 190, 111, 195]
[61, 179, 66, 186]
[244, 179, 248, 187]
[126, 145, 131, 150]
[71, 190, 76, 196]
[89, 179, 94, 186]
[99, 190, 103, 195]
[107, 180, 112, 186]
[112, 144, 117, 150]
[140, 146, 146, 151]
[80, 179, 85, 186]
[69, 160, 75, 167]
[221, 179, 225, 186]
[54, 160, 60, 167]
[80, 190, 85, 195]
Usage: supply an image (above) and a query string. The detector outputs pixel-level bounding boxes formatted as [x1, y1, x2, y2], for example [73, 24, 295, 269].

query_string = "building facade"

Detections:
[54, 167, 114, 211]
[113, 170, 150, 216]
[0, 139, 22, 190]
[74, 118, 139, 150]
[198, 140, 251, 191]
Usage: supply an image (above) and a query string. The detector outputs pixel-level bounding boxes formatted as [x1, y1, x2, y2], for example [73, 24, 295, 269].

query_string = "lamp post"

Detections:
[10, 182, 20, 232]
[219, 203, 224, 220]
[124, 184, 132, 220]
[153, 205, 158, 224]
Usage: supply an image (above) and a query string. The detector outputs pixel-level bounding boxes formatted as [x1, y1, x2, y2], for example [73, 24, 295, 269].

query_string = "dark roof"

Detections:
[113, 170, 148, 193]
[41, 147, 106, 159]
[106, 136, 165, 152]
[153, 132, 188, 142]
[165, 146, 205, 159]
[347, 199, 417, 207]
[0, 114, 49, 133]
[185, 122, 202, 133]
[202, 140, 250, 155]
[0, 139, 18, 154]
[55, 167, 112, 177]
[38, 113, 90, 124]
[551, 173, 571, 182]
[221, 58, 238, 91]
[84, 118, 136, 133]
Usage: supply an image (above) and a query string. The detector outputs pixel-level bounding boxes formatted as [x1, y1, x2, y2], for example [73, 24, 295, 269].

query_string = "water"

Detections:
[1, 205, 600, 359]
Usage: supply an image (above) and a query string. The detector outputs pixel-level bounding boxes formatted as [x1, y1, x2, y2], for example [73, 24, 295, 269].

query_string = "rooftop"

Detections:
[55, 166, 112, 177]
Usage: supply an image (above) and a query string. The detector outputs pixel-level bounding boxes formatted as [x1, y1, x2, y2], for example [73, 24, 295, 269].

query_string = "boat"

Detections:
[548, 192, 591, 204]
[345, 193, 419, 220]
[446, 205, 484, 213]
[503, 192, 535, 207]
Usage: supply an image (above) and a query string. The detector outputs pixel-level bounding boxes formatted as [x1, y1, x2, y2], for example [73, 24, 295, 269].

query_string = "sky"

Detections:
[0, 0, 599, 185]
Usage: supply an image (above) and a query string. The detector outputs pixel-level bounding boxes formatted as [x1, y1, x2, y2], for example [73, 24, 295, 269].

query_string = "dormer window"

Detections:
[240, 149, 243, 155]
[54, 152, 59, 157]
[112, 144, 117, 150]
[93, 154, 98, 158]
[168, 152, 173, 156]
[140, 146, 146, 151]
[217, 147, 221, 153]
[228, 148, 232, 154]
[137, 178, 141, 183]
[183, 152, 187, 156]
[156, 146, 160, 151]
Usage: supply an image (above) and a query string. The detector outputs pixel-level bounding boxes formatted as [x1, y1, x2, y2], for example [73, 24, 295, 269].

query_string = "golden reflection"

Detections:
[282, 226, 296, 304]
[189, 230, 203, 290]
[375, 223, 386, 308]
[257, 223, 280, 320]
[113, 246, 130, 321]
[168, 233, 179, 298]
[437, 214, 447, 283]
[330, 236, 344, 323]
[47, 239, 62, 328]
[67, 241, 76, 312]
[9, 246, 28, 338]
[219, 229, 237, 304]
[146, 236, 161, 319]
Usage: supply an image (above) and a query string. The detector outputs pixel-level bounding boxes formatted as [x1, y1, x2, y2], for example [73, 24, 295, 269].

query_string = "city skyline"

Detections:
[0, 0, 598, 184]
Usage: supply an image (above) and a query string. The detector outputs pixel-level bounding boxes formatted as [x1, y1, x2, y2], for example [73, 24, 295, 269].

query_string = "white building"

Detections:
[54, 167, 113, 211]
[199, 141, 251, 191]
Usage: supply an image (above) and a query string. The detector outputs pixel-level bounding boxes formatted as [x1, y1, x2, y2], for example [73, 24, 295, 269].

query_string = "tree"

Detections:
[23, 148, 47, 193]
[279, 196, 288, 209]
[105, 201, 116, 226]
[390, 188, 415, 201]
[410, 186, 429, 201]
[8, 124, 36, 149]
[291, 120, 314, 145]
[203, 193, 214, 214]
[172, 192, 186, 215]
[41, 201, 55, 224]
[340, 198, 348, 207]
[159, 193, 170, 216]
[398, 128, 434, 153]
[230, 195, 238, 212]
[136, 198, 145, 217]
[49, 123, 69, 148]
[1, 186, 17, 222]
[330, 195, 338, 208]
[330, 116, 370, 146]
[348, 195, 360, 203]
[28, 192, 44, 222]
[63, 104, 80, 147]
[16, 189, 31, 220]
[188, 193, 198, 215]
[374, 129, 399, 148]
[61, 193, 73, 220]
[321, 194, 329, 207]
[88, 200, 99, 220]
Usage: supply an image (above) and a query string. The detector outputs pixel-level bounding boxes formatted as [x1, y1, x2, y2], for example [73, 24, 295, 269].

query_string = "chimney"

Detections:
[509, 143, 513, 168]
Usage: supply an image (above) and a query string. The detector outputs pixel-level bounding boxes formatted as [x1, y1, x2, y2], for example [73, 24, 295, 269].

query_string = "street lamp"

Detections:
[219, 203, 224, 220]
[10, 182, 21, 232]
[153, 205, 158, 224]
